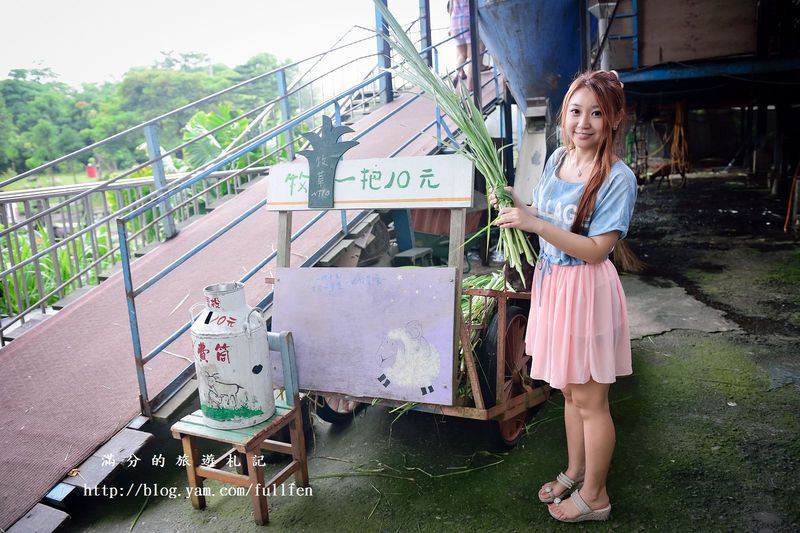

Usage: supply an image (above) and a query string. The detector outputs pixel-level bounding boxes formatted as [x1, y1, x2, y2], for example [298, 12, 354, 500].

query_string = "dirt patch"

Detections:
[631, 175, 800, 337]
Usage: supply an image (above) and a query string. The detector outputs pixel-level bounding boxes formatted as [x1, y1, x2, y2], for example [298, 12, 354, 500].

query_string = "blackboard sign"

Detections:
[297, 115, 358, 209]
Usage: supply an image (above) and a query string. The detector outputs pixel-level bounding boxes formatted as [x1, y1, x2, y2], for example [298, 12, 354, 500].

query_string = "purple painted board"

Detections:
[271, 267, 456, 405]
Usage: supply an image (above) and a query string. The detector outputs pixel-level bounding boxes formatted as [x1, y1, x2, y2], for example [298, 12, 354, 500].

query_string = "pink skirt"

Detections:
[525, 258, 632, 390]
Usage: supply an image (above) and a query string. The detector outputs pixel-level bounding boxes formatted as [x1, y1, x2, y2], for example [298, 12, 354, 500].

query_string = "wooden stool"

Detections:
[171, 331, 308, 525]
[392, 246, 434, 267]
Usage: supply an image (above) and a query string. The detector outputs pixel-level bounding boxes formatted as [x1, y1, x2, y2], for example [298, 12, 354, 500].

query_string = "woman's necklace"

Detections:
[573, 152, 592, 178]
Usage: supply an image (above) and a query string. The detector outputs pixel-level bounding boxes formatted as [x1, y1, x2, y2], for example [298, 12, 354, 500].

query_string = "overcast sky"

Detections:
[1, 0, 451, 87]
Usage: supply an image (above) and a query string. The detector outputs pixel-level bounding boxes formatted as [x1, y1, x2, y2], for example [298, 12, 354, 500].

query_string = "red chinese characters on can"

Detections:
[197, 342, 210, 362]
[215, 343, 230, 363]
[206, 297, 221, 309]
[214, 315, 237, 327]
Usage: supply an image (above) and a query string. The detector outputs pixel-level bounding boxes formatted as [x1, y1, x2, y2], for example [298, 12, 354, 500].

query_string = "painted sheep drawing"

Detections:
[376, 320, 441, 396]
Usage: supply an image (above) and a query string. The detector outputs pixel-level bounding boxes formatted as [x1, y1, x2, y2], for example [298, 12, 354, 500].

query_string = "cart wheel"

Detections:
[477, 305, 537, 448]
[313, 394, 363, 425]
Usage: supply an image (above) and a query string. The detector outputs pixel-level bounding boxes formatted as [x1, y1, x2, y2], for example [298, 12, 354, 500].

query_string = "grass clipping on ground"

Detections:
[373, 1, 535, 281]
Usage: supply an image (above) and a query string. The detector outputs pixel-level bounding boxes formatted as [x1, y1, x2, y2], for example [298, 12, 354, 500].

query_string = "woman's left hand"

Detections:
[495, 207, 540, 233]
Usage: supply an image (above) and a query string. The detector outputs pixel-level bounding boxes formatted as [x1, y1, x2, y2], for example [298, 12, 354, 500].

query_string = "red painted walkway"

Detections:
[0, 77, 500, 529]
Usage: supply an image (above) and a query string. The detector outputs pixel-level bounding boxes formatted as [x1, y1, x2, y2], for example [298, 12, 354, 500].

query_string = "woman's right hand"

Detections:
[489, 185, 520, 209]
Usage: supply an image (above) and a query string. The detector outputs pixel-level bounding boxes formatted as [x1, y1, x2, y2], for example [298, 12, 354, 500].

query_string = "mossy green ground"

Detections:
[68, 331, 799, 531]
[66, 177, 800, 531]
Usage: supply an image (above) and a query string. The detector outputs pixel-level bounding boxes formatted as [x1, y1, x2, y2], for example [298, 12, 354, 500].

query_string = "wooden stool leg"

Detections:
[235, 451, 248, 475]
[245, 450, 269, 525]
[181, 436, 206, 510]
[289, 404, 309, 486]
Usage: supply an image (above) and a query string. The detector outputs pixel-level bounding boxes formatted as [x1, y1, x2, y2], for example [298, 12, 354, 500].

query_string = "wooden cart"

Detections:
[267, 151, 549, 447]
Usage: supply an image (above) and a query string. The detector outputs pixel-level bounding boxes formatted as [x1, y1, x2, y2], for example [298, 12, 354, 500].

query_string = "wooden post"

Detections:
[289, 400, 309, 486]
[235, 451, 248, 475]
[448, 208, 466, 277]
[458, 313, 485, 409]
[277, 211, 292, 267]
[181, 436, 206, 509]
[496, 295, 507, 405]
[246, 450, 269, 525]
[449, 207, 466, 404]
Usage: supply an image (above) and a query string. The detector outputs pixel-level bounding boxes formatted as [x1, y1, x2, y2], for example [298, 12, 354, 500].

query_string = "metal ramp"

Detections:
[0, 60, 503, 529]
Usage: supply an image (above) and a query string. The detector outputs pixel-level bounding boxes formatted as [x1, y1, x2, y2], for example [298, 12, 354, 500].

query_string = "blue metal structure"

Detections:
[477, 0, 582, 117]
[600, 1, 800, 89]
[618, 57, 800, 84]
[605, 0, 639, 69]
[375, 0, 394, 104]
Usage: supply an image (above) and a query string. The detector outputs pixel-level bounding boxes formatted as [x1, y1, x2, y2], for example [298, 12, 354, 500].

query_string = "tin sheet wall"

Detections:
[639, 0, 756, 67]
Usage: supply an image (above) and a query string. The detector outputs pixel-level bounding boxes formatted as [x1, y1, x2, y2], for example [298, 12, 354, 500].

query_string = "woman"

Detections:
[492, 70, 636, 523]
[447, 0, 488, 90]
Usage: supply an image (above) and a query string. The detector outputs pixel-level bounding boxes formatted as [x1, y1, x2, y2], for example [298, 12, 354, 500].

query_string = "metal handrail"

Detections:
[0, 168, 266, 202]
[0, 164, 271, 280]
[130, 46, 486, 239]
[0, 73, 282, 243]
[120, 71, 390, 223]
[0, 178, 276, 335]
[126, 153, 275, 245]
[120, 32, 470, 223]
[0, 25, 398, 249]
[112, 64, 384, 226]
[0, 21, 435, 242]
[0, 25, 399, 338]
[0, 51, 383, 242]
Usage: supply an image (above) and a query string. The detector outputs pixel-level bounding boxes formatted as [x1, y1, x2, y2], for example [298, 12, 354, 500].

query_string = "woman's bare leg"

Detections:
[548, 380, 613, 519]
[454, 42, 470, 85]
[455, 43, 467, 76]
[538, 386, 586, 500]
[478, 40, 491, 70]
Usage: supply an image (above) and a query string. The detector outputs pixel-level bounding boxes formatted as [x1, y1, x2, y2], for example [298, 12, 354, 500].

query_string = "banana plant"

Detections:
[182, 102, 251, 169]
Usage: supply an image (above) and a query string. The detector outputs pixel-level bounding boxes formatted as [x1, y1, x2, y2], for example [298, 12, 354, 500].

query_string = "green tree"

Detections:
[154, 51, 212, 72]
[0, 94, 18, 173]
[116, 68, 233, 147]
[231, 53, 285, 111]
[2, 51, 290, 179]
[22, 119, 58, 180]
[1, 71, 92, 174]
[81, 81, 141, 173]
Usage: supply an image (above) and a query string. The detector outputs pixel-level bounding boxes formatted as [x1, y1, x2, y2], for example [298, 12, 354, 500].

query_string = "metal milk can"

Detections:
[189, 282, 275, 429]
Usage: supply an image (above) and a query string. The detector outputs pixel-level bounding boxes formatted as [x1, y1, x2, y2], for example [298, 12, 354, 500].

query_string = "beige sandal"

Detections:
[548, 489, 611, 523]
[538, 472, 583, 504]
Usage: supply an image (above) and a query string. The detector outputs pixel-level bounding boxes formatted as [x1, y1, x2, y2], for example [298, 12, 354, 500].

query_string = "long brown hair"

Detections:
[560, 70, 626, 234]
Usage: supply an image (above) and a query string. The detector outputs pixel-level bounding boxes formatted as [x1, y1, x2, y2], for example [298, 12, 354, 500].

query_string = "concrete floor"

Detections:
[64, 175, 800, 532]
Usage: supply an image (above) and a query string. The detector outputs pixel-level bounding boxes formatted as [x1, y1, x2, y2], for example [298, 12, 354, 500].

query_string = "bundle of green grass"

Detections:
[373, 1, 536, 281]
